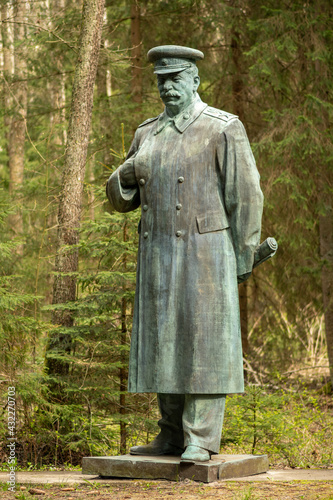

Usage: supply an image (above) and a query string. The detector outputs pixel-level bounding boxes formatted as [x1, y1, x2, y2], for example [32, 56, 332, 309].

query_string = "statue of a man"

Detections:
[106, 45, 263, 462]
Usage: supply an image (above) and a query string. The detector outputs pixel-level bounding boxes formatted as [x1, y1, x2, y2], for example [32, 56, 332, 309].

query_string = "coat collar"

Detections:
[154, 95, 208, 135]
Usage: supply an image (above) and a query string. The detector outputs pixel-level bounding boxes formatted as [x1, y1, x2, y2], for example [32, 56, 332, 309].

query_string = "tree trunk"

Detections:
[231, 26, 244, 121]
[46, 0, 105, 385]
[239, 280, 249, 358]
[1, 2, 13, 170]
[2, 1, 27, 252]
[314, 45, 333, 388]
[49, 0, 67, 146]
[9, 0, 27, 194]
[130, 0, 142, 109]
[231, 25, 249, 363]
[119, 222, 128, 454]
[96, 21, 113, 168]
[1, 2, 14, 126]
[120, 297, 127, 454]
[319, 197, 333, 388]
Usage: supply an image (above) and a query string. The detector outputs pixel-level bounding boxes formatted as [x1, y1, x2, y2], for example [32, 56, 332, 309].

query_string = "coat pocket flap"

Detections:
[196, 211, 230, 234]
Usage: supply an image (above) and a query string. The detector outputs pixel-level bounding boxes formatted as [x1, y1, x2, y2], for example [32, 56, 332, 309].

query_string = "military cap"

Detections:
[147, 45, 204, 74]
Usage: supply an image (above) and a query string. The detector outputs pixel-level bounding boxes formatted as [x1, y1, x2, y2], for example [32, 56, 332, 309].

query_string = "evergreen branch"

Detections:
[2, 75, 48, 164]
[104, 4, 197, 30]
[1, 70, 75, 84]
[103, 15, 131, 28]
[79, 342, 101, 390]
[1, 19, 78, 53]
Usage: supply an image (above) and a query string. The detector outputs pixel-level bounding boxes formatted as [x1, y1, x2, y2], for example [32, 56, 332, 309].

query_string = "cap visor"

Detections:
[154, 67, 188, 75]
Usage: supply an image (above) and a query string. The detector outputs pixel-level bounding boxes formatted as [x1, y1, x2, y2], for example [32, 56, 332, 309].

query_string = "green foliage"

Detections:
[0, 191, 47, 377]
[223, 385, 333, 468]
[0, 0, 332, 468]
[3, 188, 157, 466]
[245, 0, 333, 317]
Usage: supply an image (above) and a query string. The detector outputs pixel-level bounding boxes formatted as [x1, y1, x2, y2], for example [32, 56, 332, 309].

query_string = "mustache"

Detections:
[161, 91, 181, 98]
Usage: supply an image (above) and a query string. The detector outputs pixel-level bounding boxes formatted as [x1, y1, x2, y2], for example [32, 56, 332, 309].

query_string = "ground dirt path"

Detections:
[3, 480, 333, 499]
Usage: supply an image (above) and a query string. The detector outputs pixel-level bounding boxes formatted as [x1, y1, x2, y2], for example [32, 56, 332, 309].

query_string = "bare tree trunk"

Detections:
[119, 222, 128, 454]
[313, 44, 333, 388]
[130, 0, 142, 109]
[88, 161, 95, 220]
[49, 0, 67, 146]
[2, 1, 27, 252]
[1, 2, 14, 156]
[319, 197, 333, 387]
[1, 2, 14, 115]
[231, 26, 244, 121]
[46, 0, 105, 385]
[96, 16, 112, 168]
[9, 1, 27, 193]
[120, 299, 127, 454]
[239, 281, 249, 358]
[231, 25, 250, 365]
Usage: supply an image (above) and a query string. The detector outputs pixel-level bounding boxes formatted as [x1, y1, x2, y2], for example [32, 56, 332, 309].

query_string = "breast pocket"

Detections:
[196, 211, 230, 234]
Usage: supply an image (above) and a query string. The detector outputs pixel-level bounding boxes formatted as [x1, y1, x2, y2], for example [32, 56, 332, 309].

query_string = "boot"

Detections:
[180, 445, 211, 462]
[130, 432, 184, 456]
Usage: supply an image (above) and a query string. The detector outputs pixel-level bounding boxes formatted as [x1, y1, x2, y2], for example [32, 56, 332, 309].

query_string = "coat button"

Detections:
[176, 204, 182, 210]
[143, 205, 148, 211]
[144, 232, 148, 238]
[176, 230, 182, 237]
[139, 178, 145, 185]
[183, 113, 190, 120]
[178, 176, 184, 183]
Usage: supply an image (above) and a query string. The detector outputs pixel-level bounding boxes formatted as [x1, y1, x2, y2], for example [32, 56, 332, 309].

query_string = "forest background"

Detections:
[0, 0, 332, 471]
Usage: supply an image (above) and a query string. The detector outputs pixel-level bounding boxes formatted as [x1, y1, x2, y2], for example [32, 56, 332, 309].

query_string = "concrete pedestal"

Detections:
[82, 454, 269, 483]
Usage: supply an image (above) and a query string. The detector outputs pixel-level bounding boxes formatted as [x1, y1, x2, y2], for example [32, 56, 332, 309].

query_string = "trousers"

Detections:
[157, 393, 226, 454]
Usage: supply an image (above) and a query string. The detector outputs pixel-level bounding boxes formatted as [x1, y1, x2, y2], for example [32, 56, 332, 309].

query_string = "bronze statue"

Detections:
[106, 45, 264, 462]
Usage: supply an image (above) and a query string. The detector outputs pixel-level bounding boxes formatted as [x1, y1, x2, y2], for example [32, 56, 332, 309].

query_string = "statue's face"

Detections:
[157, 70, 200, 115]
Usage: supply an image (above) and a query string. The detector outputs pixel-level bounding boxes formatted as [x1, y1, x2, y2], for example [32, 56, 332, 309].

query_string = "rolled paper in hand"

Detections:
[253, 237, 278, 269]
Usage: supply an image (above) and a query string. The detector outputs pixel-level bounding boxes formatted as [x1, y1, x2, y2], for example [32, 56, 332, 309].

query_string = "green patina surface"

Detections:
[106, 46, 263, 395]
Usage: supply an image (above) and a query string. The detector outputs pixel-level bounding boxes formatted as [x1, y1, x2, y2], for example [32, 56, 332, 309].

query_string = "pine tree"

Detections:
[46, 0, 105, 390]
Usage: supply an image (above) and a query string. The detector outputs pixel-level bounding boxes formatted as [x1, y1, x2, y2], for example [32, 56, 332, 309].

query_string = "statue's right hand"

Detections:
[119, 159, 137, 187]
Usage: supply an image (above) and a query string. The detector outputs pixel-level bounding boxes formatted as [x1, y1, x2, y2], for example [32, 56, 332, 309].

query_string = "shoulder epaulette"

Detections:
[203, 107, 238, 123]
[138, 116, 159, 128]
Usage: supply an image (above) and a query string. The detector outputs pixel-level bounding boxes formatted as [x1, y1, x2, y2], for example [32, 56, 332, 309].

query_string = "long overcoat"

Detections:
[106, 96, 263, 395]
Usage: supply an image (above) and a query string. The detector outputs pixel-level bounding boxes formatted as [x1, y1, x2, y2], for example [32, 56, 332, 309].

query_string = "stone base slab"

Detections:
[82, 454, 269, 483]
